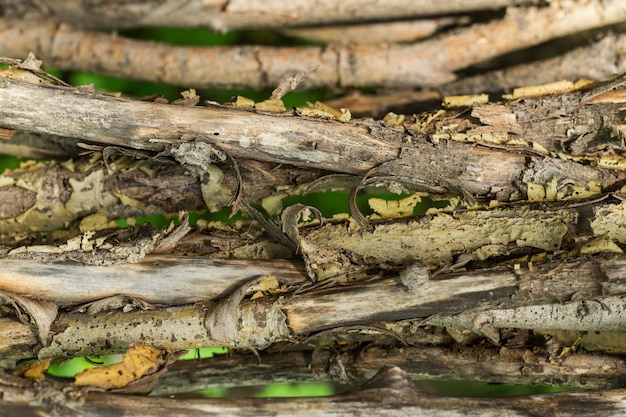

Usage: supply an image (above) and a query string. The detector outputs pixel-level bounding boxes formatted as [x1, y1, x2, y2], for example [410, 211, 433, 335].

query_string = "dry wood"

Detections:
[0, 156, 322, 241]
[281, 17, 468, 45]
[0, 255, 306, 306]
[152, 344, 626, 395]
[441, 31, 626, 96]
[2, 1, 624, 89]
[2, 5, 626, 408]
[1, 253, 624, 362]
[1, 78, 626, 206]
[3, 0, 536, 31]
[1, 366, 625, 417]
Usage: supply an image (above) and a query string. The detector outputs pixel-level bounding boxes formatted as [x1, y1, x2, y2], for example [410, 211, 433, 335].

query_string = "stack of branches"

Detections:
[1, 1, 626, 415]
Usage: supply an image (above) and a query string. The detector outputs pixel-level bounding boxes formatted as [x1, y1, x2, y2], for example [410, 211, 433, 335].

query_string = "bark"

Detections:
[2, 6, 626, 411]
[2, 1, 625, 89]
[1, 252, 625, 361]
[1, 0, 537, 31]
[152, 345, 626, 395]
[1, 366, 625, 417]
[0, 156, 322, 242]
[1, 78, 626, 205]
[440, 31, 626, 96]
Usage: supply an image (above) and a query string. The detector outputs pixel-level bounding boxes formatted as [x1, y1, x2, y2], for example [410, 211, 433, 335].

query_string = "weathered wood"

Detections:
[1, 79, 625, 206]
[2, 0, 530, 30]
[1, 253, 624, 362]
[0, 156, 323, 241]
[152, 344, 626, 395]
[0, 255, 306, 306]
[1, 367, 625, 417]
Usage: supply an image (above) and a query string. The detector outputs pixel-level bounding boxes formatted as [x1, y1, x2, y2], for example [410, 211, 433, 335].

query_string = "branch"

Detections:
[1, 366, 625, 417]
[1, 79, 625, 204]
[2, 1, 625, 88]
[153, 344, 626, 395]
[5, 0, 534, 31]
[0, 155, 323, 241]
[1, 253, 625, 360]
[441, 32, 626, 95]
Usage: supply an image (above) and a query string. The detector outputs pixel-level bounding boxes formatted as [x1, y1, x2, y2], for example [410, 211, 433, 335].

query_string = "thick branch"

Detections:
[2, 253, 625, 360]
[1, 79, 625, 205]
[153, 345, 626, 395]
[441, 31, 626, 95]
[2, 1, 625, 88]
[0, 156, 322, 241]
[3, 0, 534, 31]
[1, 367, 625, 417]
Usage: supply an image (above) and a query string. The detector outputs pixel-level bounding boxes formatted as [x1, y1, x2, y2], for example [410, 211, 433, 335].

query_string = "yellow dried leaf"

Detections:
[442, 94, 488, 108]
[255, 99, 287, 112]
[14, 358, 52, 381]
[225, 96, 255, 108]
[75, 344, 165, 390]
[382, 112, 405, 127]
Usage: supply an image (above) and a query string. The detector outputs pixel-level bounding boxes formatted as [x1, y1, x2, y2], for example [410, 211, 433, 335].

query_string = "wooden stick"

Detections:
[2, 1, 625, 88]
[10, 0, 532, 31]
[1, 366, 625, 417]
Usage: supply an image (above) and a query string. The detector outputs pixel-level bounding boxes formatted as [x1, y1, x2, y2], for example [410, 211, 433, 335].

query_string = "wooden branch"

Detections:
[281, 17, 467, 45]
[0, 155, 322, 241]
[1, 79, 625, 205]
[152, 345, 626, 395]
[1, 252, 625, 361]
[2, 1, 625, 88]
[2, 366, 625, 417]
[440, 31, 626, 95]
[5, 0, 533, 31]
[0, 255, 306, 306]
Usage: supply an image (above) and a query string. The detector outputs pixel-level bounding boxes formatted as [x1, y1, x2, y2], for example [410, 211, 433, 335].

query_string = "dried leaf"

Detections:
[74, 344, 165, 390]
[13, 358, 52, 381]
[0, 291, 57, 345]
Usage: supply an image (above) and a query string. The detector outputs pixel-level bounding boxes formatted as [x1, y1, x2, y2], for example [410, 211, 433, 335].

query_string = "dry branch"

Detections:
[2, 78, 626, 205]
[2, 1, 625, 88]
[153, 345, 626, 395]
[1, 366, 625, 417]
[0, 156, 322, 241]
[3, 0, 535, 31]
[1, 252, 625, 362]
[441, 31, 626, 96]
